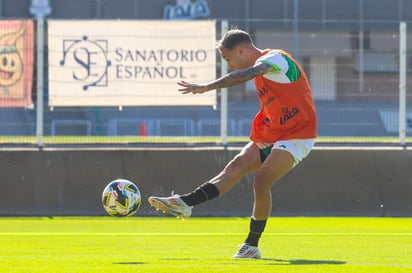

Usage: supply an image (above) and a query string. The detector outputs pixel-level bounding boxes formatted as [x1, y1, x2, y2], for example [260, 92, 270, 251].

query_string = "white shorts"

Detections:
[255, 138, 316, 166]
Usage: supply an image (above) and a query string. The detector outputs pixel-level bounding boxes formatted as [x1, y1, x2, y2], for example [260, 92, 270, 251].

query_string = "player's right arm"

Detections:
[177, 62, 274, 95]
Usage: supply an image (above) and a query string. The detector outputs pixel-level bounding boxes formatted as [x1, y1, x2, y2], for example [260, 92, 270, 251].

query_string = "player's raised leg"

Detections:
[148, 142, 262, 219]
[148, 195, 193, 220]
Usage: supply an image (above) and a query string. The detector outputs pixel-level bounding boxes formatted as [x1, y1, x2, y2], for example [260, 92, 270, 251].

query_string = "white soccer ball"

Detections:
[102, 179, 141, 217]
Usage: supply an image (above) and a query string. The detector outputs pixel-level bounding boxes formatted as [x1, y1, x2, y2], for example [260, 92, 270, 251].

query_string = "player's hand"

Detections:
[177, 81, 208, 94]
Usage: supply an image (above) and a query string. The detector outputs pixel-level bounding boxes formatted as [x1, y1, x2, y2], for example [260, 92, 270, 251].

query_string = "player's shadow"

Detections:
[160, 258, 346, 266]
[262, 258, 346, 266]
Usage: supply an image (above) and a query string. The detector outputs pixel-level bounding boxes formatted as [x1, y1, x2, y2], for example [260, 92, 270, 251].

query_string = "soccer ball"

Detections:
[102, 179, 141, 217]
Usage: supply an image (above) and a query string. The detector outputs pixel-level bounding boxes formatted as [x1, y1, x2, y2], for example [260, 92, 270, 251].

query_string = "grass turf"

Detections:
[0, 217, 411, 273]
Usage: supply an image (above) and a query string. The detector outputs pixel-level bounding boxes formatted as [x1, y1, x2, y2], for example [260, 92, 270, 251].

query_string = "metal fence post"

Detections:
[399, 21, 407, 145]
[35, 18, 45, 147]
[293, 0, 299, 59]
[220, 20, 229, 145]
[30, 0, 51, 147]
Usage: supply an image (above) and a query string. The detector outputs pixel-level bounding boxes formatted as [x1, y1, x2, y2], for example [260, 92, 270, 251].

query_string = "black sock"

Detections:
[244, 218, 267, 247]
[179, 182, 219, 206]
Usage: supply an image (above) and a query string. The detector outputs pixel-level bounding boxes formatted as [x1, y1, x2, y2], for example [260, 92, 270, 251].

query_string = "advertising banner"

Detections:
[48, 20, 216, 107]
[0, 20, 34, 107]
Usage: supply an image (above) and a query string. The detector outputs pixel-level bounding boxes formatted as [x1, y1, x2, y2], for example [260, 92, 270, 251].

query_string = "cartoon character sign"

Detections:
[0, 22, 25, 89]
[0, 20, 34, 107]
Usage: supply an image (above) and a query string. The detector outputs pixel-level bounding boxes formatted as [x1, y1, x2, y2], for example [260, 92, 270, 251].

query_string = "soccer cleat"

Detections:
[232, 243, 261, 259]
[148, 195, 193, 220]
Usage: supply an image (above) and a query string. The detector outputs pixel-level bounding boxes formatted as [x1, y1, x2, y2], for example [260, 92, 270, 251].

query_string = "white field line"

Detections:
[0, 232, 411, 236]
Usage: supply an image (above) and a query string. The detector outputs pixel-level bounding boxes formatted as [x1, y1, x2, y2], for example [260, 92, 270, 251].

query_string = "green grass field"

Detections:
[0, 217, 411, 273]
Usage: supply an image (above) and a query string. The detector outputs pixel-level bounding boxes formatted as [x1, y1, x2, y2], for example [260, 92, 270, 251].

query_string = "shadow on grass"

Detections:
[113, 258, 346, 266]
[113, 262, 148, 265]
[161, 258, 198, 261]
[261, 258, 346, 266]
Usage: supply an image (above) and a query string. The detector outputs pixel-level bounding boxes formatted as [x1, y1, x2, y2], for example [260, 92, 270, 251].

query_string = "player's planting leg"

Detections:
[233, 218, 266, 259]
[233, 148, 295, 259]
[244, 218, 267, 247]
[233, 243, 262, 259]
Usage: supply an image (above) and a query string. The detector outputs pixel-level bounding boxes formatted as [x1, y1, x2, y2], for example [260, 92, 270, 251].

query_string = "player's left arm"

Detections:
[178, 62, 274, 94]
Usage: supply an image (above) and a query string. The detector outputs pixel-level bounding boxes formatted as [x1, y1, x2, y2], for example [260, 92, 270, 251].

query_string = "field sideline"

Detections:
[0, 217, 411, 273]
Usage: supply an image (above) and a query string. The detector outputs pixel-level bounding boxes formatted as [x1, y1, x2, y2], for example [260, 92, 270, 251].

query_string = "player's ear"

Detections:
[236, 46, 244, 55]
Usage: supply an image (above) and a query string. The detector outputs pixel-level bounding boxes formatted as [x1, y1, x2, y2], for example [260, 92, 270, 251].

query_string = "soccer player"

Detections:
[149, 28, 317, 259]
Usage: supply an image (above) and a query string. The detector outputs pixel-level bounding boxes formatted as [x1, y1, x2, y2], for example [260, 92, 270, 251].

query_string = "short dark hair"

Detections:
[217, 28, 252, 50]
